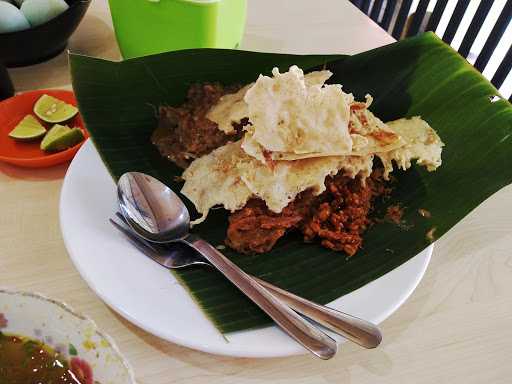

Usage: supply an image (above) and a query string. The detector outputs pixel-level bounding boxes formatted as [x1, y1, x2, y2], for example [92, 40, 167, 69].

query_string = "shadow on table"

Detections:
[0, 161, 69, 180]
[9, 14, 119, 93]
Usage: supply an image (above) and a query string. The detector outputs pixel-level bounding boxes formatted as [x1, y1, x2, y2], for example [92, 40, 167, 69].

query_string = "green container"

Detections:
[108, 0, 247, 59]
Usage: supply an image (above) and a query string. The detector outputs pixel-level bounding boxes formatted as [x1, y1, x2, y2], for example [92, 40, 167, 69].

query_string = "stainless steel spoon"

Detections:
[111, 212, 382, 349]
[117, 172, 337, 359]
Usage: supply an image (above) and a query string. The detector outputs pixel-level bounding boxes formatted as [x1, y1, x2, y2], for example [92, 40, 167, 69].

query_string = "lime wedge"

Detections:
[34, 94, 78, 124]
[41, 124, 84, 152]
[8, 115, 46, 141]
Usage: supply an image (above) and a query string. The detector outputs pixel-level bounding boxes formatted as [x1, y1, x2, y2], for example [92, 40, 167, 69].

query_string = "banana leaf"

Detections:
[69, 33, 512, 333]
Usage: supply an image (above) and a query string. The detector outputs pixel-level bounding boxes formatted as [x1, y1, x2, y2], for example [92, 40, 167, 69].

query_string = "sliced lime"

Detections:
[41, 124, 84, 152]
[8, 115, 46, 141]
[34, 94, 78, 124]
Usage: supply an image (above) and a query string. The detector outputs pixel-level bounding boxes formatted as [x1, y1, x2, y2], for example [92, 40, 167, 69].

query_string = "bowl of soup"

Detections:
[0, 289, 135, 384]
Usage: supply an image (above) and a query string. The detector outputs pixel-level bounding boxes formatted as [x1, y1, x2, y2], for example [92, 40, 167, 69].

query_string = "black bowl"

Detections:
[0, 0, 91, 67]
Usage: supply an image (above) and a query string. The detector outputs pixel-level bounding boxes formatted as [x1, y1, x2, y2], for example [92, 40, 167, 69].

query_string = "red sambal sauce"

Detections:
[0, 332, 83, 384]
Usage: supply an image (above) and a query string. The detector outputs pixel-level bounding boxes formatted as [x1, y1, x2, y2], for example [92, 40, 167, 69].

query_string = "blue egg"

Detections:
[21, 0, 69, 27]
[0, 1, 30, 33]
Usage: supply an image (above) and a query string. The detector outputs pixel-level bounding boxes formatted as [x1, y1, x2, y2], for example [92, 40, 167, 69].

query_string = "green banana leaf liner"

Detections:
[69, 33, 512, 334]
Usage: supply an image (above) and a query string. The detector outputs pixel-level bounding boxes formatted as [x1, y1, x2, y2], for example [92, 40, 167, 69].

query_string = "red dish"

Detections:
[0, 89, 88, 168]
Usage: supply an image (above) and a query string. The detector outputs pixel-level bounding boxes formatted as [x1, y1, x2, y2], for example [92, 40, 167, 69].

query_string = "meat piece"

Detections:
[385, 204, 404, 225]
[151, 83, 246, 169]
[301, 173, 383, 256]
[226, 198, 307, 254]
[226, 170, 388, 256]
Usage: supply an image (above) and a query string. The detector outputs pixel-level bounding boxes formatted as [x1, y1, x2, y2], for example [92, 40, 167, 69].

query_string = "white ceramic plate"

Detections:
[60, 140, 432, 358]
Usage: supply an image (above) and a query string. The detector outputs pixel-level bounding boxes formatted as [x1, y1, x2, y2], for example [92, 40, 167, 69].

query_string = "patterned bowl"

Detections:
[0, 289, 136, 384]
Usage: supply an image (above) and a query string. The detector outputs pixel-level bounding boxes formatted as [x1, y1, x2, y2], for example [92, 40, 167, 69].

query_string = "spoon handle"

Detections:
[253, 277, 382, 349]
[183, 235, 337, 360]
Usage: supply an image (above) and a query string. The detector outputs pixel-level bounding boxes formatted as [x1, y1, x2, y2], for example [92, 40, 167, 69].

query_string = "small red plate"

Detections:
[0, 89, 88, 168]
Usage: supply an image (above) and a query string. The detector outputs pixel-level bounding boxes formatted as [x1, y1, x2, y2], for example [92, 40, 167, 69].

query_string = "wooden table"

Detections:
[2, 1, 512, 383]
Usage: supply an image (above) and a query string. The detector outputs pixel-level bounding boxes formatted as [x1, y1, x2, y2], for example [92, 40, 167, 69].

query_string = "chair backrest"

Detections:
[350, 0, 512, 101]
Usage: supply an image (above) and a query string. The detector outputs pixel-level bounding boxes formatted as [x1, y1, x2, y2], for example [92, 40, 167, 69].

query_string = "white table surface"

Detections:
[2, 1, 512, 383]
